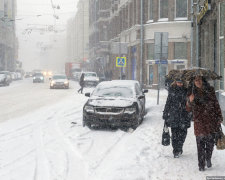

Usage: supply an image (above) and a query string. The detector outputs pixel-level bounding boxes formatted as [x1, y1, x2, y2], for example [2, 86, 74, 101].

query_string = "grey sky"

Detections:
[16, 0, 79, 72]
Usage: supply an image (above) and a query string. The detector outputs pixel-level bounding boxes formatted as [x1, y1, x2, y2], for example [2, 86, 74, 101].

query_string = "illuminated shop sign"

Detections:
[197, 0, 211, 24]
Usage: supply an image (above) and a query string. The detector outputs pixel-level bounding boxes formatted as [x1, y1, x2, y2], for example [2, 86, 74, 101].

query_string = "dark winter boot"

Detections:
[199, 166, 205, 171]
[178, 150, 183, 156]
[206, 160, 212, 168]
[174, 152, 179, 158]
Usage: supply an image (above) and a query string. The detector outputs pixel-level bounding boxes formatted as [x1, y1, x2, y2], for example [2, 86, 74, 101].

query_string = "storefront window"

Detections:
[174, 42, 187, 59]
[147, 43, 154, 60]
[175, 0, 187, 18]
[159, 0, 168, 19]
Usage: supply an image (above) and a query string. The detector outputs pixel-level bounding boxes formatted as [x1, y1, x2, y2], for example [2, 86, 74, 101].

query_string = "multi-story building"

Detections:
[89, 0, 192, 86]
[89, 0, 111, 76]
[66, 0, 89, 65]
[192, 0, 225, 122]
[0, 0, 17, 71]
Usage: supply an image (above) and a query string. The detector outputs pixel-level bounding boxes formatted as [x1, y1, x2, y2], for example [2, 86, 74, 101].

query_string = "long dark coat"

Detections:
[79, 73, 84, 86]
[186, 86, 223, 136]
[163, 85, 191, 128]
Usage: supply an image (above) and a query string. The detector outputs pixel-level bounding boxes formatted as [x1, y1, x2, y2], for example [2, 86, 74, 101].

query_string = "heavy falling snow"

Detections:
[0, 79, 224, 180]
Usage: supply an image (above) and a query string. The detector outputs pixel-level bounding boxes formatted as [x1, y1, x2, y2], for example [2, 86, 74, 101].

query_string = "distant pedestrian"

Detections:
[122, 74, 126, 80]
[186, 75, 223, 171]
[78, 73, 84, 94]
[163, 77, 191, 158]
[109, 71, 113, 80]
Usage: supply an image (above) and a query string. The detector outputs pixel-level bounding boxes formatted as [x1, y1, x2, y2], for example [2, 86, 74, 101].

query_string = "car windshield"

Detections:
[92, 85, 134, 98]
[34, 73, 43, 76]
[52, 75, 67, 79]
[84, 73, 96, 77]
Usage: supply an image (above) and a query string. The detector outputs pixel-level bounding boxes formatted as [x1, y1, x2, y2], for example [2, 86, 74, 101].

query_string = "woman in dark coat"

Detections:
[163, 78, 191, 158]
[78, 73, 85, 94]
[186, 76, 223, 171]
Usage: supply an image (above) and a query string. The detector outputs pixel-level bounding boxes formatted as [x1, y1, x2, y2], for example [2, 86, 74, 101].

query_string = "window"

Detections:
[174, 42, 187, 59]
[4, 1, 8, 17]
[147, 43, 154, 60]
[175, 0, 187, 18]
[148, 0, 153, 20]
[159, 0, 168, 19]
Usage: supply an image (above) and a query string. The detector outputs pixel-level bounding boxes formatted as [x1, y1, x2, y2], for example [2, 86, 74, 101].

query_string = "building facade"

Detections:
[89, 0, 111, 76]
[0, 0, 17, 71]
[192, 0, 225, 122]
[66, 0, 89, 65]
[89, 0, 192, 86]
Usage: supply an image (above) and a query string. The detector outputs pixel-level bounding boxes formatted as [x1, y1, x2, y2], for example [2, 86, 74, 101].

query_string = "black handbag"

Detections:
[162, 122, 170, 146]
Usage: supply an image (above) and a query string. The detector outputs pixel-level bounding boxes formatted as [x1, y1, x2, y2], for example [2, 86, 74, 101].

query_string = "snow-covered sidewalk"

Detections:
[0, 89, 224, 180]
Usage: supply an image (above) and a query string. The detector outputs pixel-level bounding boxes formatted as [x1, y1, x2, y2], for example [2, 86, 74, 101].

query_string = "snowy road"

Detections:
[0, 79, 224, 180]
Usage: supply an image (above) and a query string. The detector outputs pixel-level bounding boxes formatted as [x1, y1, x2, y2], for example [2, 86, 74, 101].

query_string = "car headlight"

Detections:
[84, 105, 94, 113]
[51, 81, 55, 85]
[96, 77, 99, 81]
[64, 81, 69, 84]
[124, 107, 136, 114]
[33, 77, 36, 79]
[40, 77, 44, 79]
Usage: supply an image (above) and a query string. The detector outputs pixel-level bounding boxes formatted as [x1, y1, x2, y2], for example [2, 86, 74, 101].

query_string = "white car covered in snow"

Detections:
[82, 72, 99, 87]
[83, 80, 148, 130]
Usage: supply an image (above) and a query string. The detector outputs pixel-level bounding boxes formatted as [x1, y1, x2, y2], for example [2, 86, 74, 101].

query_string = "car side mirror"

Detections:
[49, 77, 52, 80]
[138, 95, 145, 99]
[143, 89, 148, 93]
[85, 93, 90, 97]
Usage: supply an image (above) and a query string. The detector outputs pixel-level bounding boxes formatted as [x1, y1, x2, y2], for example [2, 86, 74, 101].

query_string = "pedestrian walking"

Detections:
[186, 75, 223, 171]
[78, 73, 85, 94]
[163, 77, 191, 158]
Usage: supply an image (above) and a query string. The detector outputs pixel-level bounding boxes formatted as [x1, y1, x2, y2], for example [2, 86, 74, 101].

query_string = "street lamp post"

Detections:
[140, 0, 144, 87]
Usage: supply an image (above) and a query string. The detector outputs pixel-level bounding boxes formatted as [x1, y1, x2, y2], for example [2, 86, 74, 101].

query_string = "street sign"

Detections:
[155, 60, 168, 64]
[116, 57, 126, 67]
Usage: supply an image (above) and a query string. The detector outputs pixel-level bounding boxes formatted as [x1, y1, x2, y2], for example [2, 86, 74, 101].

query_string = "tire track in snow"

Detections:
[51, 118, 89, 180]
[91, 132, 127, 171]
[33, 126, 51, 180]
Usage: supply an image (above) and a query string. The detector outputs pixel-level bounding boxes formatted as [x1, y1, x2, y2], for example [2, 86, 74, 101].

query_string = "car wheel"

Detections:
[131, 113, 141, 130]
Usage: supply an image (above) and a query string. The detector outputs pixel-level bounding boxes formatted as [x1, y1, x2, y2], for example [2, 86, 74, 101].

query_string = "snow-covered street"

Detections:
[0, 79, 224, 180]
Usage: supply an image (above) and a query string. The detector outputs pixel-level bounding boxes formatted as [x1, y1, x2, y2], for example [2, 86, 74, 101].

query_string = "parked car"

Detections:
[0, 74, 10, 86]
[33, 72, 44, 83]
[82, 72, 99, 87]
[0, 71, 12, 83]
[50, 74, 69, 89]
[11, 72, 17, 80]
[83, 80, 148, 130]
[16, 72, 23, 80]
[72, 72, 82, 81]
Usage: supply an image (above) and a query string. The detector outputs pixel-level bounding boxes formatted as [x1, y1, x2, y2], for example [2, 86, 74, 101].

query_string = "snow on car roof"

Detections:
[97, 80, 139, 87]
[97, 80, 139, 89]
[111, 80, 140, 85]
